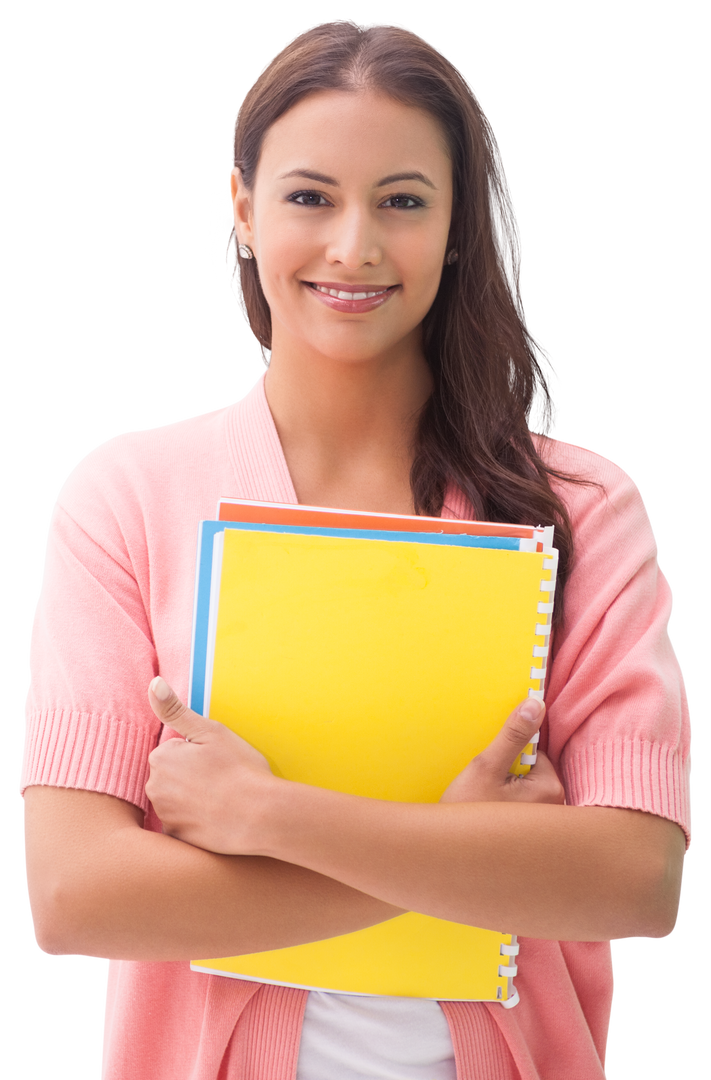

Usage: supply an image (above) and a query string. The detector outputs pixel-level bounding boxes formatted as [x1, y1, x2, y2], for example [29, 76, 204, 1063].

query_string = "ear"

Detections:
[231, 167, 255, 250]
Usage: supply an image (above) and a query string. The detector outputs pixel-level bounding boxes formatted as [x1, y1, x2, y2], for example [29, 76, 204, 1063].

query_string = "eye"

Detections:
[380, 193, 426, 210]
[288, 190, 332, 207]
[285, 190, 423, 208]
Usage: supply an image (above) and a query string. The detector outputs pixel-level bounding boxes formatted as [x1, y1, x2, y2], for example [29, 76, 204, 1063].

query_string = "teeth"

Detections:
[313, 284, 388, 299]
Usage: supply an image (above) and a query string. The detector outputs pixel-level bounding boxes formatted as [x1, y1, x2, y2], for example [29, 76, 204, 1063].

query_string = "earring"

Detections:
[226, 213, 255, 260]
[445, 249, 458, 265]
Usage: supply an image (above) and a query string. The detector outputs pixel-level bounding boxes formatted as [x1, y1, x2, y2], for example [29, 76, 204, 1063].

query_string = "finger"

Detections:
[148, 676, 212, 742]
[523, 750, 567, 804]
[476, 698, 546, 776]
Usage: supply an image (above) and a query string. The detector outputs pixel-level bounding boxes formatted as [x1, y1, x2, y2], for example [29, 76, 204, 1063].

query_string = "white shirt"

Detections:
[296, 992, 457, 1080]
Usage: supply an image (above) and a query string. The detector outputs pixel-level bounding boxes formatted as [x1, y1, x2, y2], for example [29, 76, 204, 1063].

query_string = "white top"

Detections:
[296, 992, 457, 1080]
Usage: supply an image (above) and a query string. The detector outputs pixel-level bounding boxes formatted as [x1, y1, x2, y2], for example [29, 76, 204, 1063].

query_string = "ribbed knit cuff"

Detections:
[560, 739, 690, 846]
[21, 708, 156, 813]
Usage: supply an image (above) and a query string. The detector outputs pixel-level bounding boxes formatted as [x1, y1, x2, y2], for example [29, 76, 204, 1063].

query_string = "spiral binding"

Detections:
[494, 533, 558, 1007]
[517, 531, 559, 770]
[496, 938, 520, 1007]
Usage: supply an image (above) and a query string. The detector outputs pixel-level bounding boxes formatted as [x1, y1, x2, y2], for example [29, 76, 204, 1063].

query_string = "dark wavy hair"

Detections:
[233, 22, 580, 616]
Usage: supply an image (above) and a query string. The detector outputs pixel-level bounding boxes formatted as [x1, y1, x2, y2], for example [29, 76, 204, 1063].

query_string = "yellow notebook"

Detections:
[192, 527, 557, 1003]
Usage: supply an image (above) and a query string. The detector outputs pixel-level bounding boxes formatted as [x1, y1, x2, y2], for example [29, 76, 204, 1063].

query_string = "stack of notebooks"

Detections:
[187, 498, 558, 1007]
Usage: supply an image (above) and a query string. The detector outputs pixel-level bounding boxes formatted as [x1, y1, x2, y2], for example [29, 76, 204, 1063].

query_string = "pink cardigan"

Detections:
[23, 378, 690, 1080]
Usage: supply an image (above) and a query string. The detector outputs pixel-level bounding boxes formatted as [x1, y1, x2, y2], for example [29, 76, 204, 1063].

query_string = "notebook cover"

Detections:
[191, 528, 555, 1000]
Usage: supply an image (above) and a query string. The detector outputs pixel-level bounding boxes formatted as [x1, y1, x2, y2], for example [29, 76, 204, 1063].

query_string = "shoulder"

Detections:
[532, 434, 654, 557]
[56, 376, 272, 532]
[533, 433, 640, 502]
[48, 399, 239, 533]
[60, 407, 231, 504]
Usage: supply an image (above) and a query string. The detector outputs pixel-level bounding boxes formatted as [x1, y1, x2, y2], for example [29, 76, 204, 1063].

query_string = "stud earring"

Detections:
[445, 249, 458, 265]
[238, 244, 254, 260]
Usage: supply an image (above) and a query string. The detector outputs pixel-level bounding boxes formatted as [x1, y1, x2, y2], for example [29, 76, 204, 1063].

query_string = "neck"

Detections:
[262, 336, 434, 509]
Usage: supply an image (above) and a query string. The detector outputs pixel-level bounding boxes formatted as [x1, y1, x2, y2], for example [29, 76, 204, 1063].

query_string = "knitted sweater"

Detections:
[23, 377, 690, 1080]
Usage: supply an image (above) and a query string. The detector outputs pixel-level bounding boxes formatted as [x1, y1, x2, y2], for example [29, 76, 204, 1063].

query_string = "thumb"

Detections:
[148, 676, 212, 742]
[478, 697, 545, 775]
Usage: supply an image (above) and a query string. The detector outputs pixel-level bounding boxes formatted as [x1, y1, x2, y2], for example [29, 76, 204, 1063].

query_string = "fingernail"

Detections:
[150, 676, 171, 702]
[519, 699, 543, 723]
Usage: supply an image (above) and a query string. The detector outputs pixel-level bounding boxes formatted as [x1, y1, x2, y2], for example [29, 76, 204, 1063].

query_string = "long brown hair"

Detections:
[233, 22, 579, 615]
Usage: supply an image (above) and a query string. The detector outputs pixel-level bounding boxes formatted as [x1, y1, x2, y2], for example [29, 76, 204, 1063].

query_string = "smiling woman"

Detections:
[234, 91, 452, 349]
[22, 20, 689, 1080]
[229, 26, 582, 589]
[232, 88, 451, 514]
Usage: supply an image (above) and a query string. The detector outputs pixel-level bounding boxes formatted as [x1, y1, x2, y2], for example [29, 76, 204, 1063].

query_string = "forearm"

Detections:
[256, 782, 685, 941]
[25, 787, 402, 960]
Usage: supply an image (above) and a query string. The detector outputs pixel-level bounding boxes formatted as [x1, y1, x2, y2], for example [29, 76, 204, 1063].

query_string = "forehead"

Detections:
[257, 89, 452, 185]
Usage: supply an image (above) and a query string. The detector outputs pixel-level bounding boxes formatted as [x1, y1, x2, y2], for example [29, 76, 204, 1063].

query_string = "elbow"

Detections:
[28, 872, 92, 956]
[600, 895, 676, 943]
[32, 919, 71, 957]
[626, 822, 685, 940]
[31, 899, 76, 957]
[26, 856, 59, 951]
[648, 912, 678, 940]
[581, 811, 687, 941]
[640, 874, 681, 939]
[34, 922, 70, 956]
[635, 894, 679, 941]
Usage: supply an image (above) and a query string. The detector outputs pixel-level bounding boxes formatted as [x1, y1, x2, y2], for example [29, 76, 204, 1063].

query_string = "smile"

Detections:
[305, 281, 398, 313]
[312, 285, 389, 299]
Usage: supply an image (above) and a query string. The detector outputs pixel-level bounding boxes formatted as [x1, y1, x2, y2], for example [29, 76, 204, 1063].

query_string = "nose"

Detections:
[324, 206, 382, 270]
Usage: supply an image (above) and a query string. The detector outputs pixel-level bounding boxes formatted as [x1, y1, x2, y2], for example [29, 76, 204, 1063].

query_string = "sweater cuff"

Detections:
[560, 739, 691, 847]
[21, 708, 156, 813]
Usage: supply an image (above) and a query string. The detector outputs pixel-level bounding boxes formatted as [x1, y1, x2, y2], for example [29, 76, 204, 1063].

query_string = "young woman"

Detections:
[23, 22, 689, 1080]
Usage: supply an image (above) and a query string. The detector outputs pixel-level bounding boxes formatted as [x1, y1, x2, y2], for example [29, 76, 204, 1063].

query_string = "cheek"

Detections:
[256, 215, 313, 291]
[419, 254, 446, 300]
[396, 225, 448, 303]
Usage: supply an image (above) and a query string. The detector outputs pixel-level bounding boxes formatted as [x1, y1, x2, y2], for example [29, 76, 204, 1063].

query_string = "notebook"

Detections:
[217, 496, 553, 547]
[189, 507, 557, 1004]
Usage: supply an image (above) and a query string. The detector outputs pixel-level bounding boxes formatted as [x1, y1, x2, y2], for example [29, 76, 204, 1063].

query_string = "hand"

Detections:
[145, 677, 276, 854]
[440, 698, 566, 805]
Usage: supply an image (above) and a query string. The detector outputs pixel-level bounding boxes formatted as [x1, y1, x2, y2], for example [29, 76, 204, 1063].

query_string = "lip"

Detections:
[304, 281, 399, 314]
[302, 282, 393, 291]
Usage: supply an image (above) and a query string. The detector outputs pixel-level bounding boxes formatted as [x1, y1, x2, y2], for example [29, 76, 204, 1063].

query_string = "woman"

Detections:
[23, 22, 689, 1080]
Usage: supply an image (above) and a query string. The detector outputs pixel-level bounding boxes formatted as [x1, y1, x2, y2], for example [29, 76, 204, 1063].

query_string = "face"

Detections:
[232, 89, 454, 367]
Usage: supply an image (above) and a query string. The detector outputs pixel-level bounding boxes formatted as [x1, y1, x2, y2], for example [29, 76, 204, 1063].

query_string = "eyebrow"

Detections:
[277, 168, 437, 190]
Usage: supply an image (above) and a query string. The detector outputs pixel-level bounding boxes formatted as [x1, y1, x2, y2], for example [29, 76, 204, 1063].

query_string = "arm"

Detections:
[24, 786, 403, 960]
[146, 682, 686, 943]
[258, 789, 684, 942]
[250, 695, 687, 941]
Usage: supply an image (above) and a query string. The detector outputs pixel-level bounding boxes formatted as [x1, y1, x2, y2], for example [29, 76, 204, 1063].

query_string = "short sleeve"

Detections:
[22, 452, 161, 812]
[542, 443, 690, 845]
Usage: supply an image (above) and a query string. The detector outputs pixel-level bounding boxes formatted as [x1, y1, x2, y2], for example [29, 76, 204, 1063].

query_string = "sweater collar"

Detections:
[225, 375, 298, 505]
